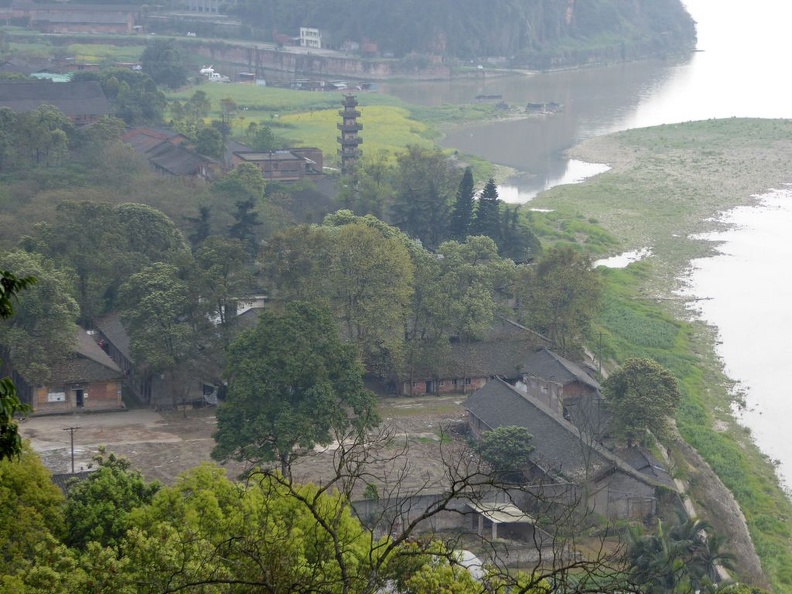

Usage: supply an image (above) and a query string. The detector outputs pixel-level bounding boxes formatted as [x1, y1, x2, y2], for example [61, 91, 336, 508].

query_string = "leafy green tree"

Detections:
[121, 463, 378, 593]
[64, 450, 159, 550]
[119, 262, 206, 409]
[21, 203, 188, 322]
[212, 302, 379, 477]
[0, 444, 65, 575]
[245, 122, 279, 151]
[194, 126, 224, 158]
[73, 69, 166, 126]
[518, 245, 602, 357]
[449, 166, 475, 241]
[0, 250, 79, 386]
[191, 236, 253, 340]
[140, 39, 188, 89]
[470, 177, 501, 242]
[603, 357, 682, 444]
[436, 236, 515, 342]
[390, 145, 459, 249]
[0, 270, 35, 461]
[499, 205, 541, 262]
[338, 150, 396, 219]
[478, 425, 535, 480]
[170, 89, 211, 138]
[326, 222, 414, 376]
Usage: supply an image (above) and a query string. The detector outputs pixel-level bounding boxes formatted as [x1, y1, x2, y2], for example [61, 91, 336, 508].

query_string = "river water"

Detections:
[381, 0, 792, 483]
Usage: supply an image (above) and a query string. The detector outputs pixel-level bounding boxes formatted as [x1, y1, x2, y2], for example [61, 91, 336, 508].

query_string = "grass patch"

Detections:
[531, 119, 792, 592]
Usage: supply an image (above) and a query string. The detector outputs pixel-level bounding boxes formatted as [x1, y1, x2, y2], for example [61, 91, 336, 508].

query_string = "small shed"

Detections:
[466, 501, 546, 542]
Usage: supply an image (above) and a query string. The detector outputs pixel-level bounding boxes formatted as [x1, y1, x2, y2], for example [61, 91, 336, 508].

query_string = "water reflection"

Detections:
[499, 159, 611, 204]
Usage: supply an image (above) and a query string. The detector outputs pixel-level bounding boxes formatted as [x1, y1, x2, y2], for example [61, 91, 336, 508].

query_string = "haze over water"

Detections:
[383, 0, 792, 484]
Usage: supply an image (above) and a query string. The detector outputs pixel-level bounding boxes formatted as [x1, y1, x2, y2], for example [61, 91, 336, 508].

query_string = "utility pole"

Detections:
[62, 426, 80, 474]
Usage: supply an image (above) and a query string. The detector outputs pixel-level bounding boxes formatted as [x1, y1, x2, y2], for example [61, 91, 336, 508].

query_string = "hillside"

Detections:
[231, 0, 697, 68]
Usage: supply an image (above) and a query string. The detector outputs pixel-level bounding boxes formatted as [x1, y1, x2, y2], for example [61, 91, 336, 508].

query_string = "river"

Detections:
[381, 0, 792, 484]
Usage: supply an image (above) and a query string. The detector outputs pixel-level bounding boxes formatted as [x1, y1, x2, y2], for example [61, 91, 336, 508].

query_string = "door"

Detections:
[75, 389, 84, 408]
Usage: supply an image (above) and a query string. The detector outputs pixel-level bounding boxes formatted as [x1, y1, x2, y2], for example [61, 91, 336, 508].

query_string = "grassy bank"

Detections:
[529, 119, 792, 590]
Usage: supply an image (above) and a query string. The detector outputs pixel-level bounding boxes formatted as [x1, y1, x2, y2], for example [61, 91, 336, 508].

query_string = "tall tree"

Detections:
[212, 302, 379, 477]
[603, 357, 682, 444]
[140, 39, 188, 89]
[449, 166, 475, 241]
[390, 145, 458, 249]
[470, 177, 501, 243]
[0, 251, 79, 387]
[0, 270, 35, 461]
[518, 245, 602, 357]
[118, 262, 205, 409]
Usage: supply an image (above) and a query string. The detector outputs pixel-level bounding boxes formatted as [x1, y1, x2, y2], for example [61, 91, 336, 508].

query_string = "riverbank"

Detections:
[530, 118, 792, 591]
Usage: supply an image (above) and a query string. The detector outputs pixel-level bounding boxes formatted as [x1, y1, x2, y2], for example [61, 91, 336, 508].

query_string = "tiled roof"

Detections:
[95, 312, 131, 361]
[521, 348, 600, 390]
[465, 379, 667, 488]
[0, 80, 110, 118]
[49, 327, 124, 384]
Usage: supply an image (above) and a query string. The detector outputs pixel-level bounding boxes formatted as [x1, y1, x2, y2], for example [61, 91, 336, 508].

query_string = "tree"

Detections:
[191, 236, 253, 341]
[390, 145, 459, 249]
[118, 262, 205, 409]
[194, 126, 223, 159]
[0, 444, 65, 575]
[499, 205, 541, 262]
[64, 449, 160, 549]
[170, 89, 211, 139]
[478, 425, 535, 480]
[518, 245, 602, 357]
[212, 302, 379, 477]
[0, 271, 35, 461]
[245, 122, 279, 151]
[470, 177, 501, 242]
[0, 251, 79, 387]
[140, 39, 188, 89]
[603, 357, 682, 444]
[449, 166, 475, 241]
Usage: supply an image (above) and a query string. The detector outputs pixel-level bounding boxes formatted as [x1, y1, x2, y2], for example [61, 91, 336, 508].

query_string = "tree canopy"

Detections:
[603, 357, 682, 444]
[212, 302, 379, 476]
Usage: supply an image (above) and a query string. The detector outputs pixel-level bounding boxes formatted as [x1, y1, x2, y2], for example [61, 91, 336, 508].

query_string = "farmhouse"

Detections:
[0, 80, 111, 125]
[465, 378, 675, 519]
[231, 147, 324, 182]
[6, 327, 124, 414]
[5, 4, 142, 35]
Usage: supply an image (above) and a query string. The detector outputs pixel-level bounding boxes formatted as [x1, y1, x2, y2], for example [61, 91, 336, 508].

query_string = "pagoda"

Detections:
[337, 94, 363, 175]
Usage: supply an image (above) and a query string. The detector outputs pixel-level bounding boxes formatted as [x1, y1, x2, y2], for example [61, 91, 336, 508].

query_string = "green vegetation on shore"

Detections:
[529, 119, 792, 591]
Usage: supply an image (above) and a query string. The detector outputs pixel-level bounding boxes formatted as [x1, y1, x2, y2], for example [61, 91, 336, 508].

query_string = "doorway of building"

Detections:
[75, 389, 84, 408]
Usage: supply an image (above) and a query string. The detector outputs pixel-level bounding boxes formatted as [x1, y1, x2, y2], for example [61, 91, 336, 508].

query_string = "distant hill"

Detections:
[231, 0, 696, 68]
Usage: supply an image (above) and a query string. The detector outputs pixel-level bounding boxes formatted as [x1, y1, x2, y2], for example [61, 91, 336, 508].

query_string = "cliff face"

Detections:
[232, 0, 696, 68]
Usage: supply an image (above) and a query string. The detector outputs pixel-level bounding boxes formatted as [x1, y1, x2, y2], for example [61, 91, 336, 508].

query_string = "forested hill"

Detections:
[232, 0, 696, 68]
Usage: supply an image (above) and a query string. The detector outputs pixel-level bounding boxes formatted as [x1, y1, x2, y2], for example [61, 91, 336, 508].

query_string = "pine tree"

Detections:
[449, 167, 475, 241]
[470, 177, 501, 243]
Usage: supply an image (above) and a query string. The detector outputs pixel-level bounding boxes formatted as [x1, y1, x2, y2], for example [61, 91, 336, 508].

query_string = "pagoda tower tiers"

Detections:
[338, 94, 363, 175]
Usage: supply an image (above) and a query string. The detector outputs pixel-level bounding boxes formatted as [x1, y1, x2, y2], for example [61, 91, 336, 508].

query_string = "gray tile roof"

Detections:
[50, 327, 124, 384]
[521, 348, 600, 390]
[0, 80, 111, 118]
[465, 379, 667, 489]
[95, 312, 131, 361]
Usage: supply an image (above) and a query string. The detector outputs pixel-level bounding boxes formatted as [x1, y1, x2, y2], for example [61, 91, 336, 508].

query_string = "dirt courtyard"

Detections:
[20, 395, 469, 486]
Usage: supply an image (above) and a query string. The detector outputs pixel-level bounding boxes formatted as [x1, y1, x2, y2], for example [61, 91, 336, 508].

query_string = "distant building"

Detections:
[5, 327, 125, 414]
[299, 27, 322, 49]
[122, 127, 219, 180]
[231, 147, 324, 182]
[187, 0, 235, 14]
[0, 80, 111, 125]
[2, 4, 142, 35]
